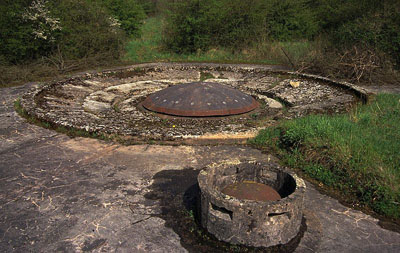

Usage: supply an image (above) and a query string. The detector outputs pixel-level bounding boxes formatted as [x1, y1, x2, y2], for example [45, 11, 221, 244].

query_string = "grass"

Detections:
[250, 94, 400, 220]
[1, 16, 312, 87]
[125, 16, 310, 65]
[125, 16, 244, 63]
[8, 14, 399, 223]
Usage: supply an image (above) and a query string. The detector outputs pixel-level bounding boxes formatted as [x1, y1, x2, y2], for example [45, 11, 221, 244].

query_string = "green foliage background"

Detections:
[102, 0, 146, 36]
[0, 0, 48, 63]
[1, 0, 399, 83]
[0, 0, 145, 64]
[50, 0, 125, 61]
[163, 0, 400, 69]
[164, 0, 267, 54]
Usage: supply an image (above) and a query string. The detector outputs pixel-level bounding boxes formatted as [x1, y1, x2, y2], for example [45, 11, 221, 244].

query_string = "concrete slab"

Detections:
[1, 84, 399, 252]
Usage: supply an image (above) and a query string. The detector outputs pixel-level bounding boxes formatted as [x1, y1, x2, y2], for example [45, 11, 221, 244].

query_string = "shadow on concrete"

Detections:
[145, 167, 306, 252]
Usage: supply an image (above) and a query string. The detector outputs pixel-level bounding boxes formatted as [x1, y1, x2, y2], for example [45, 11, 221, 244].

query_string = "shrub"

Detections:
[315, 0, 381, 32]
[102, 0, 146, 36]
[0, 0, 146, 65]
[49, 0, 127, 62]
[264, 0, 319, 41]
[0, 0, 57, 63]
[163, 0, 218, 53]
[163, 0, 320, 53]
[137, 0, 157, 16]
[376, 10, 400, 67]
[163, 0, 266, 53]
[163, 0, 399, 75]
[317, 0, 400, 67]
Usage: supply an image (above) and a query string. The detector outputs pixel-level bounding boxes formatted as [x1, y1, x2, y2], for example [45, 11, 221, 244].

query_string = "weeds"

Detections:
[199, 72, 214, 81]
[113, 103, 121, 113]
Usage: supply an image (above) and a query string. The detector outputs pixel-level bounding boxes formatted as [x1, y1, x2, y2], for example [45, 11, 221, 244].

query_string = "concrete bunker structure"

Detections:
[19, 63, 365, 143]
[198, 160, 306, 247]
[142, 82, 259, 117]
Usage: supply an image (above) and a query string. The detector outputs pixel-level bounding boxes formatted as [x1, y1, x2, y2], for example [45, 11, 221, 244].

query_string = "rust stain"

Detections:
[222, 180, 281, 201]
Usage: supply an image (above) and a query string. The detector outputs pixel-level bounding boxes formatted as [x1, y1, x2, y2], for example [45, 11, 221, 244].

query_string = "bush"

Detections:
[49, 0, 127, 62]
[137, 0, 157, 16]
[163, 0, 399, 75]
[316, 0, 400, 67]
[0, 0, 57, 63]
[264, 0, 319, 41]
[0, 0, 146, 66]
[315, 0, 381, 32]
[163, 0, 321, 53]
[102, 0, 146, 36]
[163, 0, 267, 54]
[376, 10, 400, 68]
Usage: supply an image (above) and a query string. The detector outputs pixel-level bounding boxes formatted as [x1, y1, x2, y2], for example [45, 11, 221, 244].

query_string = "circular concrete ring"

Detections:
[198, 160, 306, 247]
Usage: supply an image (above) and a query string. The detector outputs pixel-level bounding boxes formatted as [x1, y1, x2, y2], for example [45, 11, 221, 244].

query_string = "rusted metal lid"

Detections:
[222, 180, 281, 201]
[142, 82, 259, 117]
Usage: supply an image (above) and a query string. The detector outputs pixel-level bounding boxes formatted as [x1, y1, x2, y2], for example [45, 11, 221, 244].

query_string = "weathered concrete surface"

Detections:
[1, 84, 400, 252]
[20, 63, 359, 143]
[198, 161, 305, 247]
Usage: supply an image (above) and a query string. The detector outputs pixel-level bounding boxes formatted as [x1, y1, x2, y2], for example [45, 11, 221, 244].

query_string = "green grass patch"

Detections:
[199, 71, 215, 81]
[250, 94, 400, 220]
[125, 16, 284, 65]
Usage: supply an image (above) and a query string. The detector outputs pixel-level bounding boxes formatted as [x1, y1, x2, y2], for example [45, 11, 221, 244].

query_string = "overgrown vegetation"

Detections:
[2, 0, 399, 86]
[162, 0, 400, 83]
[163, 0, 266, 54]
[126, 15, 312, 66]
[102, 0, 146, 37]
[250, 94, 400, 220]
[0, 0, 146, 86]
[126, 16, 280, 64]
[162, 0, 319, 54]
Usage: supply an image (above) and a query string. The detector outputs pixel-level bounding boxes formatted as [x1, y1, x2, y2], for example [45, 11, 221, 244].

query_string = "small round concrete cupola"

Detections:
[142, 82, 259, 117]
[198, 160, 305, 248]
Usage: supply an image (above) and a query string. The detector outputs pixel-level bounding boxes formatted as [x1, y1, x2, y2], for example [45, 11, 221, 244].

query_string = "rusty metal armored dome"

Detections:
[142, 82, 259, 117]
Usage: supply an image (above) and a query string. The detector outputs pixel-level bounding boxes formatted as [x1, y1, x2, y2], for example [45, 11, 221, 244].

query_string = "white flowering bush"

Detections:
[1, 0, 145, 65]
[50, 0, 127, 61]
[23, 0, 61, 41]
[0, 0, 48, 63]
[108, 16, 122, 34]
[103, 0, 146, 37]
